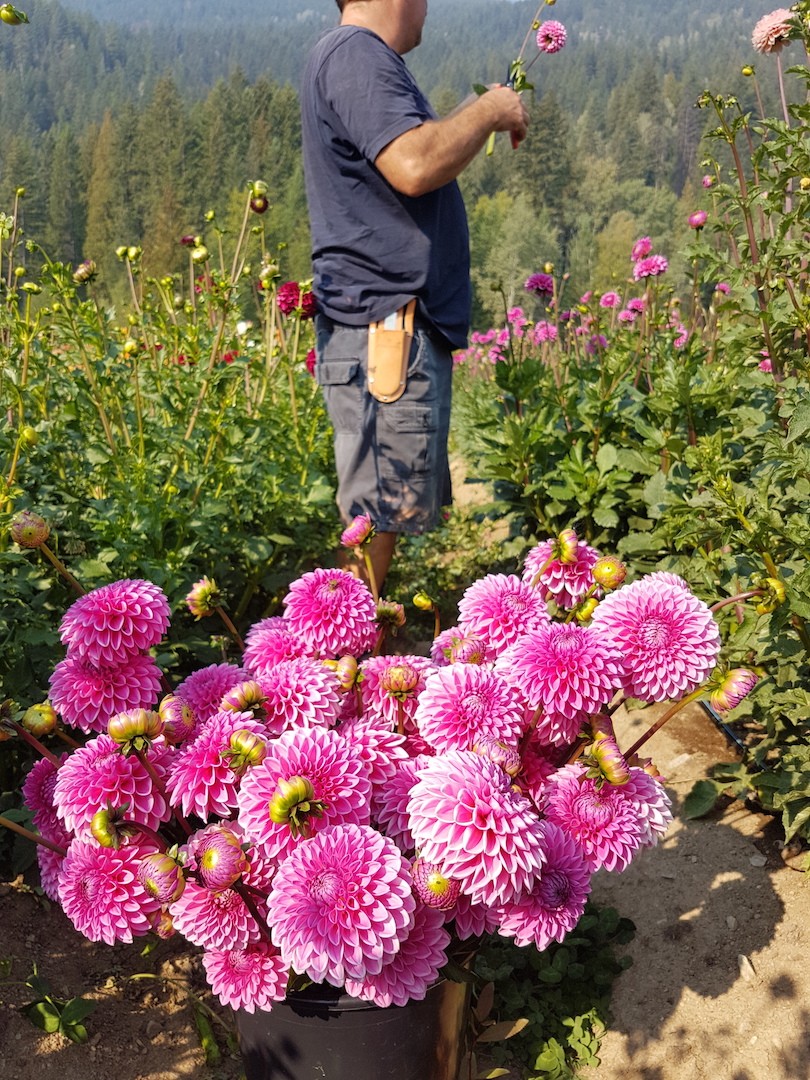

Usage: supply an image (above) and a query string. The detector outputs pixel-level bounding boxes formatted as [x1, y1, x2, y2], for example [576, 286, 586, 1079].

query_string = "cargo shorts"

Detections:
[314, 312, 453, 535]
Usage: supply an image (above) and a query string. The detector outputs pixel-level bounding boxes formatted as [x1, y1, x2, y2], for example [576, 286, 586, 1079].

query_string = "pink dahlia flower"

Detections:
[633, 255, 669, 281]
[496, 623, 625, 746]
[53, 733, 171, 836]
[236, 726, 371, 864]
[631, 237, 652, 261]
[267, 822, 416, 986]
[525, 272, 554, 296]
[371, 754, 431, 853]
[518, 731, 561, 804]
[688, 210, 708, 229]
[358, 654, 434, 730]
[242, 617, 306, 677]
[752, 8, 794, 53]
[457, 574, 549, 657]
[338, 715, 409, 792]
[258, 657, 341, 735]
[187, 823, 250, 891]
[621, 767, 673, 848]
[36, 818, 73, 902]
[340, 512, 375, 547]
[408, 750, 547, 906]
[344, 902, 450, 1007]
[522, 536, 601, 609]
[536, 20, 567, 54]
[176, 662, 245, 726]
[202, 941, 289, 1013]
[542, 763, 646, 872]
[446, 893, 500, 940]
[599, 291, 622, 309]
[413, 665, 525, 753]
[166, 710, 267, 820]
[589, 572, 721, 700]
[59, 579, 170, 667]
[58, 839, 162, 944]
[22, 754, 66, 836]
[170, 878, 267, 951]
[497, 822, 592, 951]
[283, 568, 377, 658]
[49, 653, 162, 734]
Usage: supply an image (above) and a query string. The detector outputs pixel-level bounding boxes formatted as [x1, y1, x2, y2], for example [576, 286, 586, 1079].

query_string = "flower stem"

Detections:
[0, 815, 67, 856]
[622, 689, 704, 760]
[8, 719, 61, 767]
[135, 749, 192, 836]
[215, 605, 245, 652]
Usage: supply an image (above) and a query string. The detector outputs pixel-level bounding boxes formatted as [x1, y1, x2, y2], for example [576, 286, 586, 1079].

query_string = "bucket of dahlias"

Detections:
[3, 517, 758, 1080]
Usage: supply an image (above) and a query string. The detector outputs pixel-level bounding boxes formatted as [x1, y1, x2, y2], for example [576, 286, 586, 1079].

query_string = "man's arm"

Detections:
[374, 86, 529, 198]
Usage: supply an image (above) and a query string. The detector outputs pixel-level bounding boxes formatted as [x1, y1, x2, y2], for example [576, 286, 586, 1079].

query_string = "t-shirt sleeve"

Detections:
[317, 32, 430, 163]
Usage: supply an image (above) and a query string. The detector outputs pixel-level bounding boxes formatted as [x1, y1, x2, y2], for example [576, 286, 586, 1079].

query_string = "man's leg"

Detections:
[340, 530, 397, 595]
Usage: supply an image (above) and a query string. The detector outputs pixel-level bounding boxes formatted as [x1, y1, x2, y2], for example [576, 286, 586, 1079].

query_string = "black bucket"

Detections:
[234, 977, 471, 1080]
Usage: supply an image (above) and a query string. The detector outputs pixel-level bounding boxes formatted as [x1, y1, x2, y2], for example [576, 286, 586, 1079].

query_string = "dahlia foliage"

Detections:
[16, 536, 749, 1013]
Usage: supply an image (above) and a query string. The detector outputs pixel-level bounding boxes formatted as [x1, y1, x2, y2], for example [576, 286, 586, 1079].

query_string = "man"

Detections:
[301, 0, 528, 589]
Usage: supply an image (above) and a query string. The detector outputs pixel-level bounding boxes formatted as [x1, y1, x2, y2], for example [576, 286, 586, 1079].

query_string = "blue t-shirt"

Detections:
[301, 26, 471, 349]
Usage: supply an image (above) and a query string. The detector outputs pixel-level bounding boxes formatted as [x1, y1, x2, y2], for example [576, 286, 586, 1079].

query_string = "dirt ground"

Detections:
[1, 702, 807, 1080]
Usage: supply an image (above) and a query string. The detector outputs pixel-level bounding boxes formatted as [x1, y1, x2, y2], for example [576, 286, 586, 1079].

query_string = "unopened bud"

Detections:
[592, 555, 627, 591]
[22, 702, 57, 738]
[412, 590, 434, 612]
[10, 509, 50, 549]
[108, 708, 163, 753]
[381, 663, 420, 698]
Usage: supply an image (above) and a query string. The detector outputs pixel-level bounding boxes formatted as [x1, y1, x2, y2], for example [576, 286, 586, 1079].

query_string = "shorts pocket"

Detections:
[316, 358, 363, 434]
[316, 358, 360, 387]
[379, 403, 437, 475]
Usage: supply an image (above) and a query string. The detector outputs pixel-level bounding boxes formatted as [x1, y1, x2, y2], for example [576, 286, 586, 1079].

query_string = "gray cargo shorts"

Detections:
[314, 312, 453, 535]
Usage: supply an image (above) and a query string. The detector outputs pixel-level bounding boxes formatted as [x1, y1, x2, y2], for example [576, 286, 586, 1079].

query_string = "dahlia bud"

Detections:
[741, 65, 754, 76]
[158, 694, 197, 745]
[381, 663, 420, 698]
[590, 734, 631, 786]
[575, 597, 598, 623]
[186, 576, 221, 618]
[221, 680, 268, 719]
[755, 576, 786, 615]
[72, 259, 97, 285]
[411, 858, 462, 911]
[591, 555, 627, 591]
[108, 708, 163, 754]
[340, 513, 375, 548]
[10, 509, 50, 549]
[800, 177, 810, 191]
[334, 655, 359, 690]
[708, 668, 759, 714]
[180, 234, 199, 248]
[90, 806, 138, 849]
[688, 210, 708, 230]
[19, 425, 38, 449]
[0, 5, 30, 25]
[190, 244, 209, 263]
[376, 599, 406, 632]
[224, 729, 267, 776]
[268, 775, 326, 836]
[412, 590, 435, 612]
[250, 194, 269, 214]
[251, 180, 269, 198]
[147, 909, 176, 940]
[138, 851, 186, 903]
[22, 702, 57, 739]
[554, 527, 579, 564]
[188, 825, 249, 891]
[448, 635, 487, 665]
[115, 245, 129, 259]
[472, 735, 521, 777]
[127, 246, 141, 262]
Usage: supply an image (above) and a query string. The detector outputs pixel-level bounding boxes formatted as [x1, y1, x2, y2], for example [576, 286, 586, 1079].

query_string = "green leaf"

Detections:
[59, 997, 97, 1025]
[683, 779, 727, 819]
[786, 399, 810, 444]
[595, 444, 618, 473]
[193, 1003, 221, 1066]
[20, 1000, 61, 1033]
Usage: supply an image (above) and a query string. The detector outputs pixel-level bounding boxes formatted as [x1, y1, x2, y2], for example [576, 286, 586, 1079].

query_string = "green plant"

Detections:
[16, 964, 97, 1044]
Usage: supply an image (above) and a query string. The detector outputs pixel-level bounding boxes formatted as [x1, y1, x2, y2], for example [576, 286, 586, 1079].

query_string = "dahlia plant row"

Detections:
[9, 526, 756, 1013]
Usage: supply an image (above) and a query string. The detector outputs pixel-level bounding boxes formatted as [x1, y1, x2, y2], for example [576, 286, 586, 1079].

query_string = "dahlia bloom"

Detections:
[531, 320, 558, 344]
[536, 20, 567, 54]
[631, 237, 652, 261]
[457, 574, 549, 656]
[338, 715, 410, 792]
[447, 893, 500, 940]
[340, 512, 375, 547]
[267, 823, 416, 986]
[413, 664, 525, 753]
[257, 656, 341, 735]
[599, 291, 621, 309]
[371, 754, 431, 853]
[242, 617, 305, 677]
[522, 535, 601, 609]
[589, 572, 721, 700]
[202, 941, 289, 1013]
[525, 272, 554, 297]
[59, 579, 170, 667]
[176, 662, 245, 726]
[752, 8, 794, 53]
[36, 819, 72, 902]
[22, 754, 66, 836]
[408, 750, 548, 906]
[621, 767, 673, 849]
[170, 877, 267, 951]
[283, 568, 377, 658]
[358, 654, 434, 730]
[633, 255, 669, 281]
[688, 210, 708, 229]
[412, 858, 463, 911]
[276, 281, 317, 318]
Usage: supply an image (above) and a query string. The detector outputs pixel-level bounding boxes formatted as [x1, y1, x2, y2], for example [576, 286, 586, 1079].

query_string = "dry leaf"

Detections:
[474, 980, 495, 1023]
[476, 1018, 529, 1042]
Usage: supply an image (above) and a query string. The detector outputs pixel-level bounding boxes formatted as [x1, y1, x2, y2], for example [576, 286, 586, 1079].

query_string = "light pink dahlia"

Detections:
[338, 715, 409, 792]
[518, 731, 561, 804]
[414, 665, 525, 753]
[589, 572, 720, 701]
[536, 19, 567, 53]
[257, 657, 341, 735]
[170, 877, 267, 951]
[176, 663, 245, 726]
[237, 726, 371, 864]
[166, 710, 267, 820]
[408, 750, 547, 906]
[282, 568, 377, 658]
[344, 902, 450, 1007]
[59, 579, 170, 667]
[53, 733, 172, 836]
[522, 536, 601, 610]
[752, 8, 794, 53]
[267, 822, 416, 986]
[621, 767, 673, 848]
[496, 624, 625, 746]
[633, 255, 669, 281]
[496, 822, 591, 951]
[242, 617, 307, 677]
[457, 574, 549, 657]
[446, 893, 500, 940]
[58, 839, 162, 944]
[49, 653, 162, 734]
[371, 755, 431, 853]
[358, 654, 434, 730]
[631, 237, 652, 261]
[202, 941, 289, 1013]
[542, 763, 646, 872]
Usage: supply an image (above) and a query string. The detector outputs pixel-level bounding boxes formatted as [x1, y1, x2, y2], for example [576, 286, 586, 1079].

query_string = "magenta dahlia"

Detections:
[170, 877, 267, 951]
[242, 617, 306, 677]
[49, 653, 162, 734]
[371, 755, 430, 853]
[187, 823, 250, 891]
[413, 664, 525, 753]
[525, 272, 554, 297]
[446, 893, 500, 940]
[589, 572, 720, 701]
[283, 568, 378, 658]
[536, 19, 567, 53]
[59, 579, 170, 667]
[522, 536, 601, 610]
[22, 754, 66, 836]
[457, 574, 549, 657]
[257, 657, 341, 735]
[58, 839, 162, 944]
[518, 731, 561, 804]
[267, 823, 416, 986]
[408, 750, 548, 906]
[175, 663, 246, 726]
[36, 817, 72, 902]
[633, 255, 669, 281]
[338, 715, 409, 792]
[202, 941, 289, 1013]
[631, 237, 652, 261]
[497, 822, 591, 951]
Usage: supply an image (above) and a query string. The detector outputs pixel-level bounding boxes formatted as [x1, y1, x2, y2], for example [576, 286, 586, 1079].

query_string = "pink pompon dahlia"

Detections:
[242, 617, 306, 677]
[542, 763, 646, 872]
[236, 726, 371, 864]
[59, 579, 170, 667]
[536, 20, 567, 54]
[267, 822, 416, 986]
[518, 731, 561, 804]
[166, 710, 267, 820]
[621, 767, 673, 848]
[413, 664, 525, 753]
[340, 512, 375, 548]
[338, 715, 409, 792]
[522, 535, 601, 610]
[445, 893, 500, 941]
[283, 568, 378, 658]
[496, 822, 592, 951]
[344, 902, 450, 1007]
[58, 839, 162, 944]
[631, 237, 652, 261]
[496, 623, 625, 746]
[525, 272, 554, 296]
[36, 817, 73, 902]
[22, 754, 66, 836]
[457, 574, 549, 657]
[752, 8, 794, 53]
[202, 941, 289, 1013]
[53, 733, 172, 836]
[408, 750, 548, 906]
[175, 663, 245, 726]
[49, 653, 162, 734]
[170, 877, 267, 951]
[358, 654, 434, 730]
[371, 754, 431, 854]
[589, 572, 721, 701]
[257, 657, 341, 735]
[633, 255, 669, 281]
